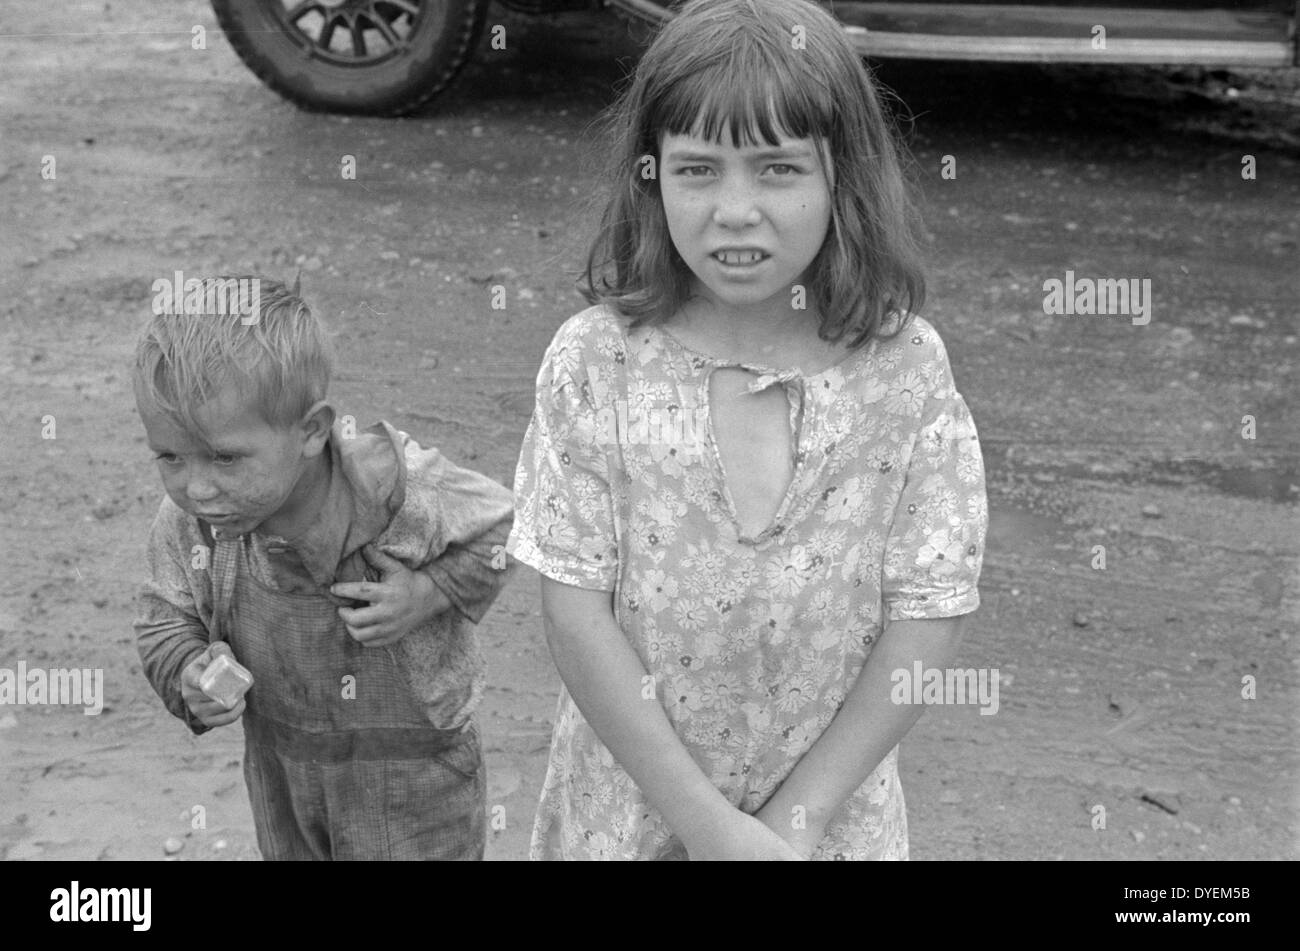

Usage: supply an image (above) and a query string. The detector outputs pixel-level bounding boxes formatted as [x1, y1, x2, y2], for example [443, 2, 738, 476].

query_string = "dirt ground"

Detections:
[0, 0, 1296, 862]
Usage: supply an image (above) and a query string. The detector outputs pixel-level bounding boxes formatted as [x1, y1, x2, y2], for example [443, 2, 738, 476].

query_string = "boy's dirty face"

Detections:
[659, 128, 832, 317]
[138, 383, 326, 538]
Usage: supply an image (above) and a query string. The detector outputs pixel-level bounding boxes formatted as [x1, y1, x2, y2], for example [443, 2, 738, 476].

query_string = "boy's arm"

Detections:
[137, 616, 209, 733]
[134, 505, 214, 735]
[420, 513, 514, 624]
[416, 452, 517, 624]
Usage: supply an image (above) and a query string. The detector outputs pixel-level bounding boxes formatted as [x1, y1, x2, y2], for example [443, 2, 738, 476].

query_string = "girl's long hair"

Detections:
[582, 0, 926, 348]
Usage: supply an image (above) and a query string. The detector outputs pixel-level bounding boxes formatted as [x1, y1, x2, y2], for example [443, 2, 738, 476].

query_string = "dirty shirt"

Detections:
[135, 420, 516, 736]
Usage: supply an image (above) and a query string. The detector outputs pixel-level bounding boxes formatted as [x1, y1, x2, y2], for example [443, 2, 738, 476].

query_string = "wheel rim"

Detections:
[271, 0, 432, 66]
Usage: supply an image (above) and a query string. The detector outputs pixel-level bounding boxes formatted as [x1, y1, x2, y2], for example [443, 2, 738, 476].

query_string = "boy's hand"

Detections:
[331, 544, 453, 647]
[180, 642, 246, 728]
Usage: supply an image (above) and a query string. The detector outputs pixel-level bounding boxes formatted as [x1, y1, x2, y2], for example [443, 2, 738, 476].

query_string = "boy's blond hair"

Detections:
[133, 276, 334, 441]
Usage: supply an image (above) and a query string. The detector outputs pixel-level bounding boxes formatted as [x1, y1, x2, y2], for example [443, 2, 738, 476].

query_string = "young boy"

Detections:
[132, 276, 515, 860]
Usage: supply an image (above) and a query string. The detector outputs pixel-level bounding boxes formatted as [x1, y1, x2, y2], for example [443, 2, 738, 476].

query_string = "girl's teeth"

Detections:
[716, 251, 763, 265]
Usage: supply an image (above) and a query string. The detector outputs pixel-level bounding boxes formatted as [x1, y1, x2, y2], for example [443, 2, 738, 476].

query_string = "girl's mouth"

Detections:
[711, 250, 769, 267]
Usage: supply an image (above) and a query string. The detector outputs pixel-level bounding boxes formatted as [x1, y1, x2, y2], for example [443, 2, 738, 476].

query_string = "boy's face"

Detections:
[137, 383, 331, 538]
[658, 128, 832, 319]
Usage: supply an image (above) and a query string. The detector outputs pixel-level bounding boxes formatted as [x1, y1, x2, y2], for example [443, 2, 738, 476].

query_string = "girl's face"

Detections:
[659, 129, 832, 320]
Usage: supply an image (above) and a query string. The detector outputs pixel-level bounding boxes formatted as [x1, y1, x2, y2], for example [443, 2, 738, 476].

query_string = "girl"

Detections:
[507, 0, 988, 860]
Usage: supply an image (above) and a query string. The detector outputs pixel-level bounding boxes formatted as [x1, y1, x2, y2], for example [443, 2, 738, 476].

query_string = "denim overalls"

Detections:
[207, 530, 486, 860]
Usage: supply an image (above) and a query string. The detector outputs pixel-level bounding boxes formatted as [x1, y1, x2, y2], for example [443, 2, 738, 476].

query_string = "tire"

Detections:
[212, 0, 491, 116]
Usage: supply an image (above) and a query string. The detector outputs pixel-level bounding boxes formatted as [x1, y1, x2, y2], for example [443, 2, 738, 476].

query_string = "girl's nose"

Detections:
[712, 180, 762, 229]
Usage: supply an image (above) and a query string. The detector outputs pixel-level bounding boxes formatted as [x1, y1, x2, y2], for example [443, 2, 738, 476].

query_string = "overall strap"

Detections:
[200, 519, 241, 645]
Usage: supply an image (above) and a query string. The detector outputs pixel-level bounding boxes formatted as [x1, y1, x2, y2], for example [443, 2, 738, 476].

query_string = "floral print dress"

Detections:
[507, 304, 988, 860]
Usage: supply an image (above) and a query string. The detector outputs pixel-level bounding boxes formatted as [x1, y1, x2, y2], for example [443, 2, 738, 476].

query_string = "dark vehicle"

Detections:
[212, 0, 1300, 115]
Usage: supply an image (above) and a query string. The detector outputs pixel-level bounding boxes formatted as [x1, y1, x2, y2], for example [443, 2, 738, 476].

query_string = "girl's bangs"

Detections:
[653, 53, 832, 148]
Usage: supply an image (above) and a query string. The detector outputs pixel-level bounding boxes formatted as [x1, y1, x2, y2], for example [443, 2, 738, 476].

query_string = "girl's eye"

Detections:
[766, 163, 800, 176]
[679, 165, 713, 177]
[212, 454, 238, 466]
[154, 453, 180, 466]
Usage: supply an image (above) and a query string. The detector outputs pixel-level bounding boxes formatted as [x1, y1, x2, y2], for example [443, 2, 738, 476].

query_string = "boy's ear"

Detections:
[299, 400, 335, 456]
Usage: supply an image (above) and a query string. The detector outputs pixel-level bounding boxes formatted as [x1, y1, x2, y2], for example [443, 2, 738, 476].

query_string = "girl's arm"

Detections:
[755, 613, 968, 856]
[543, 577, 802, 860]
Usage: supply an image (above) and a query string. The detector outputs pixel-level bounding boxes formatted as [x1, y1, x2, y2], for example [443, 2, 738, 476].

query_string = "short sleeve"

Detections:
[881, 334, 988, 621]
[506, 317, 619, 591]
